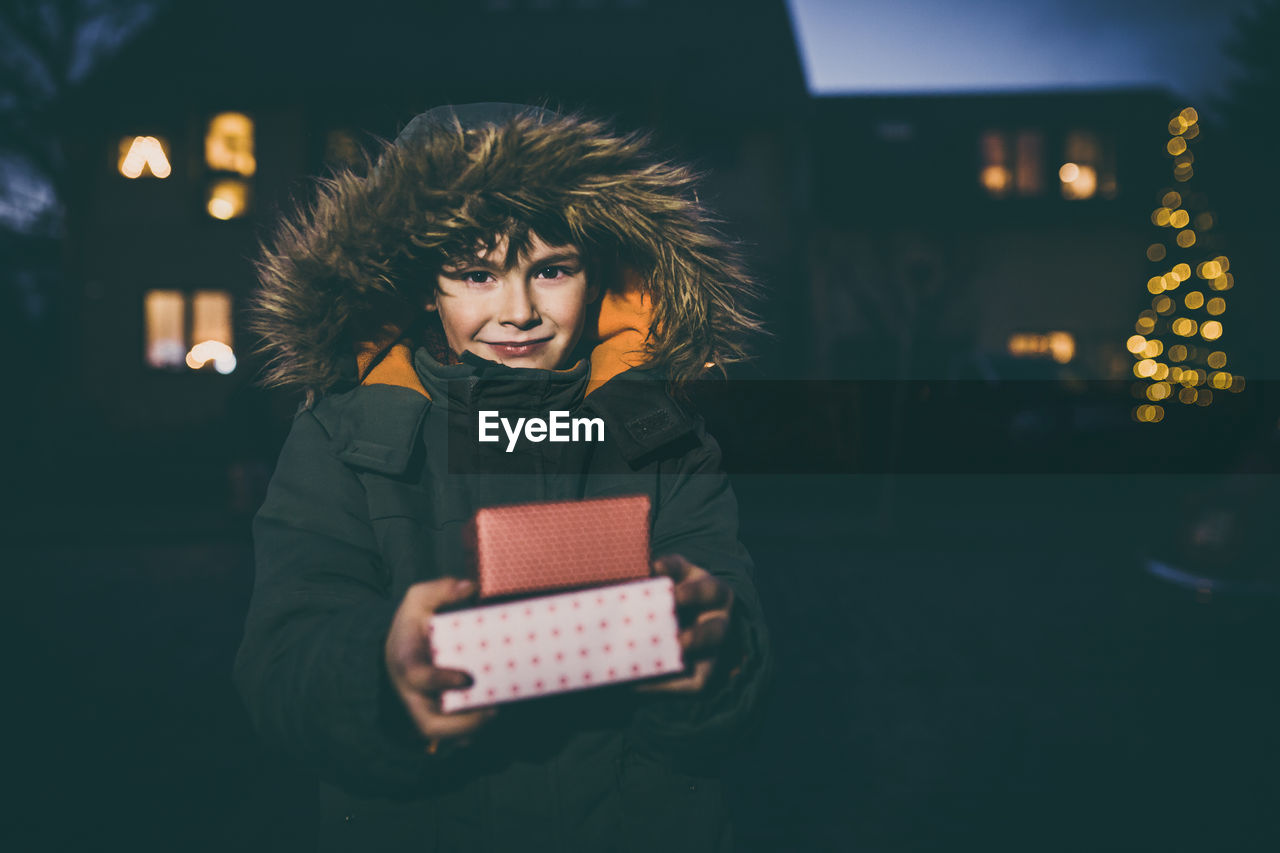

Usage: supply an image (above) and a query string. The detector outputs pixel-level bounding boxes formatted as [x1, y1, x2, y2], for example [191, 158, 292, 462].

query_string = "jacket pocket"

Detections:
[362, 477, 439, 523]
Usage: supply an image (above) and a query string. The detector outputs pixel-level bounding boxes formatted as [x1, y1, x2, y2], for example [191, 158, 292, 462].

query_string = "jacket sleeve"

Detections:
[232, 407, 432, 796]
[630, 415, 775, 764]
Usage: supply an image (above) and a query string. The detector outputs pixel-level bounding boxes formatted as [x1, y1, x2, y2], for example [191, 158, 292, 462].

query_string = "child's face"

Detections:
[427, 231, 597, 370]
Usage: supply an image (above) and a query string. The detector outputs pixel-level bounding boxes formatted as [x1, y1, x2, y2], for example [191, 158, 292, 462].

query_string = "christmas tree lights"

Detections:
[1129, 107, 1243, 424]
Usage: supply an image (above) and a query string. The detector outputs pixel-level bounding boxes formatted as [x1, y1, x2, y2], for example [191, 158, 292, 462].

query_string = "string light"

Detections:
[1129, 106, 1239, 422]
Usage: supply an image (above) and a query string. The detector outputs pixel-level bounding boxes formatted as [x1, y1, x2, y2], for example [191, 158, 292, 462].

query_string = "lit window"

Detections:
[207, 178, 249, 220]
[980, 129, 1044, 197]
[145, 290, 185, 367]
[1060, 130, 1117, 200]
[193, 290, 233, 348]
[205, 112, 255, 176]
[1014, 131, 1044, 196]
[1007, 331, 1074, 363]
[119, 136, 172, 179]
[980, 131, 1011, 197]
[205, 112, 254, 219]
[144, 289, 236, 373]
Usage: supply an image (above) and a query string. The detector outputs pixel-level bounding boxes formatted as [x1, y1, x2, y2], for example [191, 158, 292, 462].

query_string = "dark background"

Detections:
[3, 1, 1278, 850]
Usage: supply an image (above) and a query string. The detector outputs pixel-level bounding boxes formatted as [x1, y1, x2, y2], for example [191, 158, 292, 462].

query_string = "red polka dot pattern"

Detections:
[467, 494, 652, 599]
[429, 577, 682, 712]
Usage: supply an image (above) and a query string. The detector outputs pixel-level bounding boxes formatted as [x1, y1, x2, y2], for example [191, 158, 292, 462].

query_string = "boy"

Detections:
[235, 102, 772, 852]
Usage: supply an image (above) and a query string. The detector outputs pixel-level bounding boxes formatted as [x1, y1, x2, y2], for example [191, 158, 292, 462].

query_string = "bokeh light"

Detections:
[1198, 261, 1222, 279]
[1134, 404, 1165, 423]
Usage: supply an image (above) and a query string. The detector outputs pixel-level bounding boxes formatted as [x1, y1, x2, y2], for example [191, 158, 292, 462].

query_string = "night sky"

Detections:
[790, 0, 1260, 107]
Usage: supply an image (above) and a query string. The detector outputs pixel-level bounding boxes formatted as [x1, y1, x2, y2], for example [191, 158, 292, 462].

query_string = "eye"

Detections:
[536, 265, 574, 280]
[461, 270, 494, 284]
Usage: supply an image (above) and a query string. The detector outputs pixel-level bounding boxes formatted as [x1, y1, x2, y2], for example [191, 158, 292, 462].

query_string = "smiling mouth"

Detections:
[485, 338, 552, 354]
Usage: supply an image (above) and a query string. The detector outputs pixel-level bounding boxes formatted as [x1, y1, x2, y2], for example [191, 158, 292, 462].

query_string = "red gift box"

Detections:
[428, 576, 684, 711]
[464, 494, 652, 600]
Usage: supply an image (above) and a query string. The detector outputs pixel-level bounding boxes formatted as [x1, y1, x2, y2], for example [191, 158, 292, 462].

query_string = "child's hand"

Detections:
[385, 578, 497, 753]
[634, 554, 735, 695]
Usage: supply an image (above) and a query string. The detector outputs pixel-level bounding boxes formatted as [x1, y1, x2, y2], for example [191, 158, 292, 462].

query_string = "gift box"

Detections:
[465, 494, 652, 599]
[428, 576, 683, 712]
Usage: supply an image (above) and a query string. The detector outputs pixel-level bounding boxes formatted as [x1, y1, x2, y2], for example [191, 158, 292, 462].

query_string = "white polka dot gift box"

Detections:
[428, 576, 684, 712]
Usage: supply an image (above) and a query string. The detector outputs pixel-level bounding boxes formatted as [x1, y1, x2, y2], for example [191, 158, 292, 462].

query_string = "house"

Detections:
[805, 88, 1188, 380]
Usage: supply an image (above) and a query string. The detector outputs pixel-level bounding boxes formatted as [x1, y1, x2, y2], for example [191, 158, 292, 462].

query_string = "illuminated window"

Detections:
[1014, 131, 1044, 196]
[143, 289, 236, 373]
[980, 131, 1011, 197]
[1060, 130, 1117, 200]
[1007, 331, 1075, 363]
[207, 178, 249, 220]
[205, 112, 255, 176]
[118, 136, 172, 179]
[145, 290, 185, 367]
[980, 129, 1044, 197]
[192, 290, 233, 347]
[204, 111, 254, 219]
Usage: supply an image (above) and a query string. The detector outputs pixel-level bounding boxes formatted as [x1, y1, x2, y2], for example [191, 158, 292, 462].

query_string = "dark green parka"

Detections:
[234, 103, 773, 852]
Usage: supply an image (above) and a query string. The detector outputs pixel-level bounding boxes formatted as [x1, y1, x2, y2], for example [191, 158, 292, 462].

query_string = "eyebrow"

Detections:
[447, 250, 582, 272]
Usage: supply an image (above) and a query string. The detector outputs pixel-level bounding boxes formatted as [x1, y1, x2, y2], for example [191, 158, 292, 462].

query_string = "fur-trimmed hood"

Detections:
[246, 102, 764, 408]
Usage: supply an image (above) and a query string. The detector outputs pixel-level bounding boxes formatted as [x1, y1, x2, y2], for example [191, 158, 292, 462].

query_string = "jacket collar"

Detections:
[413, 347, 590, 415]
[352, 266, 654, 401]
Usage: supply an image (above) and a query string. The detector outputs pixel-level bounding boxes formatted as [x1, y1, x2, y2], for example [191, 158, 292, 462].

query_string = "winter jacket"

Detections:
[233, 102, 773, 852]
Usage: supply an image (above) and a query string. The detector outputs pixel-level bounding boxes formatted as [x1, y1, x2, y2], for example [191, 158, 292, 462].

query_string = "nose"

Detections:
[497, 278, 540, 328]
